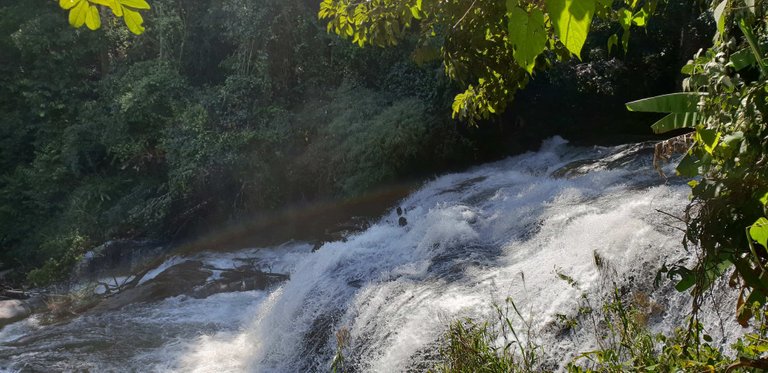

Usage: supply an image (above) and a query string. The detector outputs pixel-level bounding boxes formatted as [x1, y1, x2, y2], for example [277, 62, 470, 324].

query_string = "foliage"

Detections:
[433, 298, 541, 373]
[58, 0, 151, 34]
[628, 0, 768, 324]
[319, 0, 658, 123]
[331, 327, 350, 373]
[436, 294, 768, 372]
[26, 231, 90, 286]
[0, 0, 482, 283]
[293, 83, 464, 196]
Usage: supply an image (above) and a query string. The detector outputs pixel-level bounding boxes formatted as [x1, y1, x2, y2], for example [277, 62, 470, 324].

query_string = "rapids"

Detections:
[0, 137, 742, 372]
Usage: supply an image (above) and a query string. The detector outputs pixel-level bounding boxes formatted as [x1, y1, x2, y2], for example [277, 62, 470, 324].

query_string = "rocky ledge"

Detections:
[89, 260, 288, 313]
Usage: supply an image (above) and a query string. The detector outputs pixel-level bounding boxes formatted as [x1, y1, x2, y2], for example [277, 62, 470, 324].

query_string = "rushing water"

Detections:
[0, 137, 743, 372]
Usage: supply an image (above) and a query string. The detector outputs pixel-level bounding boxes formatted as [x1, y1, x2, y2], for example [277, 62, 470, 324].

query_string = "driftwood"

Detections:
[726, 357, 768, 372]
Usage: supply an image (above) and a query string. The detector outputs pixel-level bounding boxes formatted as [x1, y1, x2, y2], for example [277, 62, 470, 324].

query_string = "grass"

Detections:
[433, 290, 768, 373]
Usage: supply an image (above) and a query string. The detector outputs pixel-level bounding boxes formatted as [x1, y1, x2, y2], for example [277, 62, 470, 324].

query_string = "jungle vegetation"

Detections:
[1, 0, 701, 285]
[7, 0, 768, 369]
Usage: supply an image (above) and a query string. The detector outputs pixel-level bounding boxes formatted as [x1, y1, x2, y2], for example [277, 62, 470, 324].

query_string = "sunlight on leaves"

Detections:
[545, 0, 596, 59]
[59, 0, 151, 34]
[750, 218, 768, 249]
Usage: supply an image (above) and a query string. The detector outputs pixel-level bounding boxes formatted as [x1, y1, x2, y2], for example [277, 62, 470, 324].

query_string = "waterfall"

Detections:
[0, 137, 742, 372]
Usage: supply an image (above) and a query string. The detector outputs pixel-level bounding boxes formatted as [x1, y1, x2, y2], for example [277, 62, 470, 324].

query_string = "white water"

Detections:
[0, 138, 742, 372]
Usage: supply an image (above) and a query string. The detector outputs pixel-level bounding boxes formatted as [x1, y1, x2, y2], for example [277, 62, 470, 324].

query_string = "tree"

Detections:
[58, 0, 151, 34]
[319, 0, 657, 122]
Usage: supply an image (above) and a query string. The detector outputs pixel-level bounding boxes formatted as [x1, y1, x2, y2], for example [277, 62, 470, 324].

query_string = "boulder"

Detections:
[0, 299, 30, 328]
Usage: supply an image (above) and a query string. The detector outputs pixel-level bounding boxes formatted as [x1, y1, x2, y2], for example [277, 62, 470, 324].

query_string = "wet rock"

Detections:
[550, 158, 601, 178]
[191, 268, 288, 299]
[550, 142, 655, 179]
[88, 261, 290, 313]
[0, 299, 31, 328]
[398, 216, 408, 226]
[89, 260, 211, 313]
[0, 288, 28, 300]
[437, 176, 488, 195]
[73, 240, 168, 283]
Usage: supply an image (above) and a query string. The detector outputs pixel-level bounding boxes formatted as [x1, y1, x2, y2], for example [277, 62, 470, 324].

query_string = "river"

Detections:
[0, 137, 742, 372]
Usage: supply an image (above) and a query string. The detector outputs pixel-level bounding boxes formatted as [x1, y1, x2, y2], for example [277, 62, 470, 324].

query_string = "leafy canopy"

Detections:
[319, 0, 656, 123]
[59, 0, 150, 34]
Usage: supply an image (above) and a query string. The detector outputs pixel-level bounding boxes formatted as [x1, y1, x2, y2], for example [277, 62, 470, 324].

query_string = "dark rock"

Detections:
[311, 242, 323, 252]
[88, 260, 290, 313]
[398, 216, 408, 226]
[191, 269, 288, 299]
[89, 260, 211, 313]
[396, 207, 402, 216]
[73, 240, 168, 283]
[0, 289, 28, 300]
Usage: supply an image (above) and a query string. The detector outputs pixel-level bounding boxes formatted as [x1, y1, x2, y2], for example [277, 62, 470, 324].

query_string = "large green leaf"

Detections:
[676, 151, 702, 177]
[626, 92, 705, 113]
[649, 112, 701, 134]
[675, 269, 696, 292]
[507, 3, 547, 73]
[713, 0, 728, 37]
[729, 48, 757, 71]
[696, 128, 721, 154]
[751, 217, 768, 248]
[546, 0, 596, 59]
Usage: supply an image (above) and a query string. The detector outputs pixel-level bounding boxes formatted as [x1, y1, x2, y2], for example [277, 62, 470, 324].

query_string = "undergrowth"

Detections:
[433, 293, 768, 373]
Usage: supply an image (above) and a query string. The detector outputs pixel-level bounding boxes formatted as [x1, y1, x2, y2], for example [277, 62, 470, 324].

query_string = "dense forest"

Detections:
[0, 0, 706, 284]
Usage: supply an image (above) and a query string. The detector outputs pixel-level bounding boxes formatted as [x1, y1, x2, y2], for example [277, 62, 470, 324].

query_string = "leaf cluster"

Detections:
[319, 0, 658, 123]
[59, 0, 150, 34]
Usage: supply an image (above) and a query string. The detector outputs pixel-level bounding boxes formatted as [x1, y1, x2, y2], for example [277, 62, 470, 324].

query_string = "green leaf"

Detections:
[632, 9, 647, 27]
[119, 0, 151, 10]
[695, 128, 720, 154]
[545, 0, 596, 59]
[713, 0, 728, 37]
[507, 4, 547, 73]
[123, 7, 145, 34]
[618, 7, 632, 29]
[649, 112, 701, 134]
[607, 34, 618, 53]
[85, 4, 101, 30]
[729, 48, 757, 71]
[750, 217, 768, 248]
[68, 0, 89, 28]
[410, 6, 421, 20]
[740, 18, 768, 77]
[59, 0, 79, 10]
[760, 191, 768, 207]
[676, 152, 701, 177]
[675, 270, 696, 292]
[626, 92, 704, 113]
[681, 62, 694, 75]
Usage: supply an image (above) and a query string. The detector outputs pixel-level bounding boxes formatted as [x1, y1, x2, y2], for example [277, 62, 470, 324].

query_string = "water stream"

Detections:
[0, 137, 742, 372]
